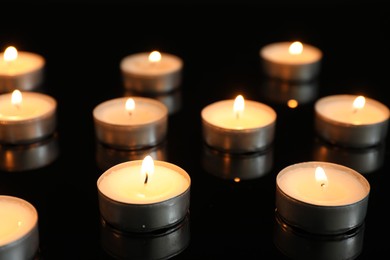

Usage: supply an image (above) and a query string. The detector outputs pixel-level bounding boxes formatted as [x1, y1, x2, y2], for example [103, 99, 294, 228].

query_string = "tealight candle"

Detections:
[275, 161, 370, 234]
[0, 46, 45, 92]
[0, 90, 57, 144]
[314, 94, 389, 147]
[93, 96, 168, 150]
[97, 156, 191, 232]
[260, 41, 322, 82]
[201, 95, 277, 153]
[0, 195, 39, 259]
[120, 51, 183, 94]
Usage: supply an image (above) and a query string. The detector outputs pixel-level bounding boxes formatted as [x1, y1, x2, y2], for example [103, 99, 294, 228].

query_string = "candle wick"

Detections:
[321, 183, 326, 188]
[144, 173, 148, 184]
[128, 111, 132, 116]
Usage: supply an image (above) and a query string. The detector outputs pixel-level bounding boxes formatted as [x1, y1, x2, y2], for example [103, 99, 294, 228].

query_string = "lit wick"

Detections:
[315, 166, 328, 189]
[148, 51, 161, 66]
[141, 155, 154, 185]
[125, 98, 135, 116]
[352, 95, 365, 114]
[233, 95, 245, 119]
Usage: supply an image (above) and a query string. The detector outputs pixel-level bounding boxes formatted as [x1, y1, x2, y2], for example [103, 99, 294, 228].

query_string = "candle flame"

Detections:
[141, 155, 154, 184]
[148, 51, 161, 63]
[289, 41, 303, 55]
[11, 89, 22, 107]
[125, 98, 135, 115]
[233, 95, 245, 119]
[315, 166, 328, 188]
[4, 46, 18, 62]
[352, 95, 365, 113]
[287, 99, 298, 108]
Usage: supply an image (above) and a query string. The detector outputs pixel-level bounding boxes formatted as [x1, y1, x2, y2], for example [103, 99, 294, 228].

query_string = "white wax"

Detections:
[0, 196, 38, 247]
[0, 91, 56, 121]
[120, 52, 183, 76]
[260, 42, 322, 65]
[93, 97, 167, 126]
[202, 99, 276, 130]
[315, 95, 389, 125]
[277, 162, 369, 206]
[98, 160, 190, 204]
[0, 51, 45, 76]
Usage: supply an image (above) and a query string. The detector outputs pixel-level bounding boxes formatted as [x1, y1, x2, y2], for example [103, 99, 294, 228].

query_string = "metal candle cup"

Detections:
[275, 161, 370, 235]
[97, 159, 191, 233]
[0, 50, 45, 92]
[201, 98, 277, 153]
[0, 91, 57, 144]
[314, 94, 389, 148]
[260, 41, 322, 82]
[93, 97, 168, 150]
[0, 196, 39, 260]
[120, 52, 183, 94]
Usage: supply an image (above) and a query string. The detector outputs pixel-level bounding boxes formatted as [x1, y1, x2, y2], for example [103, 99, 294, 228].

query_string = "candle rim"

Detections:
[276, 161, 370, 206]
[93, 96, 168, 126]
[120, 51, 183, 76]
[315, 94, 390, 126]
[97, 159, 191, 205]
[0, 91, 57, 123]
[0, 51, 45, 76]
[201, 99, 277, 130]
[0, 195, 38, 246]
[260, 41, 323, 65]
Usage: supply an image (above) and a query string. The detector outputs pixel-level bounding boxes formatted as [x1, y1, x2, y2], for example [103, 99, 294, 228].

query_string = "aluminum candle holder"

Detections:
[0, 91, 57, 145]
[201, 98, 277, 153]
[275, 161, 370, 235]
[97, 160, 191, 233]
[120, 52, 183, 94]
[0, 196, 39, 260]
[0, 50, 45, 93]
[314, 94, 389, 148]
[273, 212, 365, 260]
[100, 214, 190, 260]
[93, 97, 168, 150]
[260, 41, 322, 82]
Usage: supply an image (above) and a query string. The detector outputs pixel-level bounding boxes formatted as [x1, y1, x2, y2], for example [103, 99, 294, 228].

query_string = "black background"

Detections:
[0, 5, 389, 260]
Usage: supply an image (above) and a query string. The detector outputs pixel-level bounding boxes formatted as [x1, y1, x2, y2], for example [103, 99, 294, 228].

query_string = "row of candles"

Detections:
[0, 42, 389, 259]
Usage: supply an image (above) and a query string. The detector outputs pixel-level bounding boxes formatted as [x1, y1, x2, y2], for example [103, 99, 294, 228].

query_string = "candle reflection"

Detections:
[0, 133, 59, 172]
[312, 137, 386, 175]
[201, 144, 273, 180]
[273, 212, 365, 260]
[100, 214, 190, 260]
[260, 78, 319, 106]
[95, 141, 167, 172]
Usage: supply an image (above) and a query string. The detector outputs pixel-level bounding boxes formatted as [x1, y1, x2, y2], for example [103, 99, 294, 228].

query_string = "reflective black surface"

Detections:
[1, 6, 389, 260]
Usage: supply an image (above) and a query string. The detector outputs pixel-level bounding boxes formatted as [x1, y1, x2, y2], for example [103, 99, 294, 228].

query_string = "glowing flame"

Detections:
[125, 98, 135, 115]
[315, 166, 328, 188]
[353, 96, 365, 112]
[141, 155, 154, 184]
[11, 89, 22, 107]
[148, 51, 161, 63]
[4, 46, 18, 62]
[233, 95, 245, 119]
[287, 99, 298, 108]
[289, 41, 303, 55]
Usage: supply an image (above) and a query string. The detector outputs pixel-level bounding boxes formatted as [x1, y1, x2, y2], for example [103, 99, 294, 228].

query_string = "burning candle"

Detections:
[260, 41, 322, 82]
[93, 96, 168, 150]
[0, 90, 57, 144]
[97, 155, 191, 232]
[0, 46, 45, 92]
[201, 95, 277, 153]
[275, 161, 370, 234]
[0, 195, 39, 259]
[314, 94, 389, 147]
[120, 51, 183, 94]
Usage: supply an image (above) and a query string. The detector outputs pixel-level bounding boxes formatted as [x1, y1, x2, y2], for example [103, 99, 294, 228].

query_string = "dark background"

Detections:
[0, 5, 389, 260]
